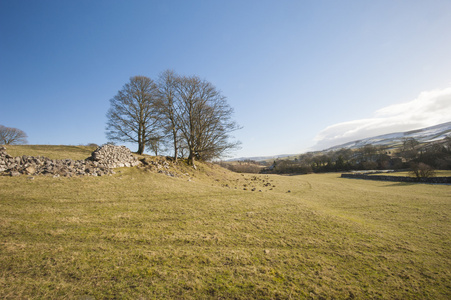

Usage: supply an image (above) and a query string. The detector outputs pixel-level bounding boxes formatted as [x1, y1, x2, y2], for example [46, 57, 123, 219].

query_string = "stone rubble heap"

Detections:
[88, 144, 140, 168]
[140, 157, 175, 177]
[139, 157, 190, 178]
[0, 145, 140, 177]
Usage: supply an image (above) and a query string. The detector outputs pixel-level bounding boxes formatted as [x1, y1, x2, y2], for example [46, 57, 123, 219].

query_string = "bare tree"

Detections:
[410, 162, 436, 179]
[0, 125, 28, 145]
[147, 138, 166, 156]
[106, 76, 161, 155]
[156, 71, 241, 166]
[175, 75, 241, 166]
[401, 138, 420, 160]
[156, 70, 181, 161]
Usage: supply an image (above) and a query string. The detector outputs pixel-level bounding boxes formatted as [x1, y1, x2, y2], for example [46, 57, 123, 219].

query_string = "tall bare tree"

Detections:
[0, 125, 28, 145]
[174, 75, 241, 167]
[156, 71, 241, 165]
[106, 76, 161, 155]
[156, 70, 180, 161]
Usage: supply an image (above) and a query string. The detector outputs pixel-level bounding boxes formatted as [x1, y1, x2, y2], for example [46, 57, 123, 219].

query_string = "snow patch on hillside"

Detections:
[325, 121, 451, 151]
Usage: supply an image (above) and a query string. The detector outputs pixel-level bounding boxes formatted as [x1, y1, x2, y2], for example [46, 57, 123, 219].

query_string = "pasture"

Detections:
[0, 146, 450, 299]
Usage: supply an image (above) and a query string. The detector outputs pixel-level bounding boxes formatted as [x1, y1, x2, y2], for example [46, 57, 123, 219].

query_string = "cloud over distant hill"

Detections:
[313, 86, 451, 150]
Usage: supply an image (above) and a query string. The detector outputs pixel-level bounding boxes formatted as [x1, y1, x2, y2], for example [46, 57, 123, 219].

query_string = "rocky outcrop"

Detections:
[0, 145, 140, 177]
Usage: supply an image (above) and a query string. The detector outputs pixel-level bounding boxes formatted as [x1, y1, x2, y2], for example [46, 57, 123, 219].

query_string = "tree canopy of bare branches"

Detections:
[156, 70, 181, 161]
[156, 71, 241, 166]
[0, 125, 28, 145]
[106, 76, 161, 155]
[106, 72, 241, 163]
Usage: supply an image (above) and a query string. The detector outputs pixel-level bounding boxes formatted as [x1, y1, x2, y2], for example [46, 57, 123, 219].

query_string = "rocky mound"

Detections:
[88, 144, 140, 168]
[139, 156, 190, 178]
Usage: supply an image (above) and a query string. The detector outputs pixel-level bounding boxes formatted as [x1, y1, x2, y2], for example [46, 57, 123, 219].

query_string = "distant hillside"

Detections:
[231, 121, 451, 162]
[325, 121, 451, 151]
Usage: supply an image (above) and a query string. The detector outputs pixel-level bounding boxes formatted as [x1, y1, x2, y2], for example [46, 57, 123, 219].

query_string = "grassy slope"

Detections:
[3, 145, 97, 160]
[0, 146, 450, 299]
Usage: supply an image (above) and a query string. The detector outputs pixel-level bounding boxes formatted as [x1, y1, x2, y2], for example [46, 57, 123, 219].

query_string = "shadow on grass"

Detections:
[383, 182, 417, 187]
[383, 181, 451, 187]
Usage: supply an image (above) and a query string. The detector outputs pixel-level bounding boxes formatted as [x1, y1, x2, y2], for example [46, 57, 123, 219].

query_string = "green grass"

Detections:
[0, 147, 450, 299]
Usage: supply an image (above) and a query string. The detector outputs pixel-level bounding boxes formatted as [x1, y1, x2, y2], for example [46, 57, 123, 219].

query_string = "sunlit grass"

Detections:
[3, 145, 97, 160]
[0, 147, 450, 299]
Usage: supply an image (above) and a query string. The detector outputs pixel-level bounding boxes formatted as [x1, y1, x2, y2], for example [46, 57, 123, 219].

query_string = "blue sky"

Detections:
[1, 0, 451, 158]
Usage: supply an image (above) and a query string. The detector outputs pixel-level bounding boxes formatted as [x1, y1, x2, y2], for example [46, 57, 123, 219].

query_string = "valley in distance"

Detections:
[223, 121, 451, 177]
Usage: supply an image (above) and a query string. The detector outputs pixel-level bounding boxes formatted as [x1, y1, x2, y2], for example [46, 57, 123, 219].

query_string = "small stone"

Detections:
[24, 165, 36, 175]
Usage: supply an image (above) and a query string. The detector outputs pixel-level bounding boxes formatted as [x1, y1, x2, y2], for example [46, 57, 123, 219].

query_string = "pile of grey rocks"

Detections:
[88, 144, 140, 168]
[0, 145, 140, 177]
[140, 157, 175, 177]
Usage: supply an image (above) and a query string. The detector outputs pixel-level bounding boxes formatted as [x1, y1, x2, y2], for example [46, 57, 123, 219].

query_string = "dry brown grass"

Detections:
[4, 144, 97, 160]
[0, 146, 450, 299]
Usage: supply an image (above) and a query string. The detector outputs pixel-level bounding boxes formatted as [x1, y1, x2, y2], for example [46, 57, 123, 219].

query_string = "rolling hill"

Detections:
[233, 121, 451, 162]
[325, 121, 451, 151]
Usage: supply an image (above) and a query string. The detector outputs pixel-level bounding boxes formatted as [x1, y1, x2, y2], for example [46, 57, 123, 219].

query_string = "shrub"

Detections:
[409, 162, 436, 179]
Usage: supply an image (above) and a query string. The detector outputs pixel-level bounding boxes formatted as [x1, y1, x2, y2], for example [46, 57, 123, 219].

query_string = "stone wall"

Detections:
[0, 145, 140, 177]
[341, 173, 451, 184]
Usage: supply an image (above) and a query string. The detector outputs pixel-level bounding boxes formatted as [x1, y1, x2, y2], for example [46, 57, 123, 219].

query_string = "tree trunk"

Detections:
[172, 128, 178, 163]
[137, 143, 145, 155]
[188, 148, 196, 169]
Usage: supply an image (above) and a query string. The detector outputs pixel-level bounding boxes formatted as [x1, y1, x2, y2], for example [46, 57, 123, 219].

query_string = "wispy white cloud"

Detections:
[313, 86, 451, 150]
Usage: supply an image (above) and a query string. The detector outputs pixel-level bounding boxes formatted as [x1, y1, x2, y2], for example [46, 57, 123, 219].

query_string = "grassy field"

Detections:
[0, 146, 450, 299]
[3, 145, 97, 160]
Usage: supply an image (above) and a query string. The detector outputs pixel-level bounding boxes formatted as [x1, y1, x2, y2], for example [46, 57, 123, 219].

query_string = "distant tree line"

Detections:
[106, 70, 241, 167]
[217, 160, 265, 174]
[264, 137, 451, 175]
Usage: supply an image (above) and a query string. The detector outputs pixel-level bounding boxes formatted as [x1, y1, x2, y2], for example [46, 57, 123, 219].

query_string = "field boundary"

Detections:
[341, 173, 451, 184]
